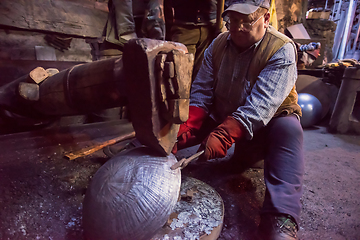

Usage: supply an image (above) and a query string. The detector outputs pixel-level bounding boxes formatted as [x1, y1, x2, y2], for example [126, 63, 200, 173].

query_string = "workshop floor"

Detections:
[0, 120, 359, 240]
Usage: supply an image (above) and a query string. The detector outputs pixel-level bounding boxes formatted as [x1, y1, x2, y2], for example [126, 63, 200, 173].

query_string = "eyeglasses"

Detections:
[225, 15, 263, 32]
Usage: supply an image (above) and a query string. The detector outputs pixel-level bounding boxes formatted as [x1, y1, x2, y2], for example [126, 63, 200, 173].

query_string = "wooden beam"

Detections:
[0, 59, 86, 86]
[0, 0, 108, 38]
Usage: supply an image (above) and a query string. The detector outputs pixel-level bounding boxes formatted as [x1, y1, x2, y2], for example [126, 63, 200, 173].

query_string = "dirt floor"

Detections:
[0, 120, 359, 240]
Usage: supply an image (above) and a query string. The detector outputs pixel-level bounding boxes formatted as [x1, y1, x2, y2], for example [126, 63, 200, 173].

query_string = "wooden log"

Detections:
[33, 57, 127, 116]
[0, 60, 85, 87]
[0, 57, 127, 117]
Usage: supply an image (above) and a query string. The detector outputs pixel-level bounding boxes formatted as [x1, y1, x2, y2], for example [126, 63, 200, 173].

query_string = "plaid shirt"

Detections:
[190, 36, 297, 139]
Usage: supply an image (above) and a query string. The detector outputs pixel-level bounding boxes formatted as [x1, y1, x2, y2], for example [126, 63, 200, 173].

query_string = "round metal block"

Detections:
[152, 176, 224, 240]
[298, 93, 323, 128]
[83, 146, 181, 240]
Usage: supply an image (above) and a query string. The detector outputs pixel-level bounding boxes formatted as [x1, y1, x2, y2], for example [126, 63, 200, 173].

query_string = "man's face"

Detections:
[226, 11, 270, 50]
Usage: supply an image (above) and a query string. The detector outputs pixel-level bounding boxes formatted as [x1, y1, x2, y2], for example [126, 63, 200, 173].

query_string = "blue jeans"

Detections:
[234, 114, 304, 224]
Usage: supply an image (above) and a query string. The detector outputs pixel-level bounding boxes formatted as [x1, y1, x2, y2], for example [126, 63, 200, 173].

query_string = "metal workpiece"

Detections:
[83, 146, 182, 240]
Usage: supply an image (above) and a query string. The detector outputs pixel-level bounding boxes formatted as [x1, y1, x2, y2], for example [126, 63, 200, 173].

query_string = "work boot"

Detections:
[257, 213, 298, 240]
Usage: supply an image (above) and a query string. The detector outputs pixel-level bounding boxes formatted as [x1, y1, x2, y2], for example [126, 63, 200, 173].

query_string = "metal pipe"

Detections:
[351, 11, 360, 52]
[338, 0, 356, 60]
[336, 0, 343, 19]
[330, 0, 342, 21]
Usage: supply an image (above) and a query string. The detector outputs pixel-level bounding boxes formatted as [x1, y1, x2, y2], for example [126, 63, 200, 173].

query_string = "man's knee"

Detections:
[268, 114, 303, 141]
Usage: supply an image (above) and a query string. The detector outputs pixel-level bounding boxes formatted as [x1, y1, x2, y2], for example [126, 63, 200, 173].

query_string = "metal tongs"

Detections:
[170, 150, 205, 170]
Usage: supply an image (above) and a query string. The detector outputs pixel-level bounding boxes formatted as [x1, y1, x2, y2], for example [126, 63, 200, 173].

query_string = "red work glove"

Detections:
[172, 106, 207, 153]
[198, 116, 244, 161]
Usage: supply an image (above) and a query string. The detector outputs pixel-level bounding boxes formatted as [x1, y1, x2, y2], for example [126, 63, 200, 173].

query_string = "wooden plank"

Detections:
[65, 131, 135, 160]
[0, 0, 108, 38]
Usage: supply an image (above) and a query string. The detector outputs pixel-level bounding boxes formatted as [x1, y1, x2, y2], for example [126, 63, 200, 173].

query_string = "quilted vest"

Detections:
[212, 25, 302, 121]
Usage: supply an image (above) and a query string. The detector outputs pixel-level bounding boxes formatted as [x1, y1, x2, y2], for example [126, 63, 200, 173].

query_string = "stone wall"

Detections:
[275, 0, 307, 33]
[304, 19, 337, 64]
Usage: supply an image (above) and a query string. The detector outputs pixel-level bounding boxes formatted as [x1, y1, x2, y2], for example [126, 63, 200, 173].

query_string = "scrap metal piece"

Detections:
[152, 176, 224, 240]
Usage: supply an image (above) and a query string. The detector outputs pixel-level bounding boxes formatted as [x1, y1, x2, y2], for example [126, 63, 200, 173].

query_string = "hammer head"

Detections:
[123, 38, 194, 156]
